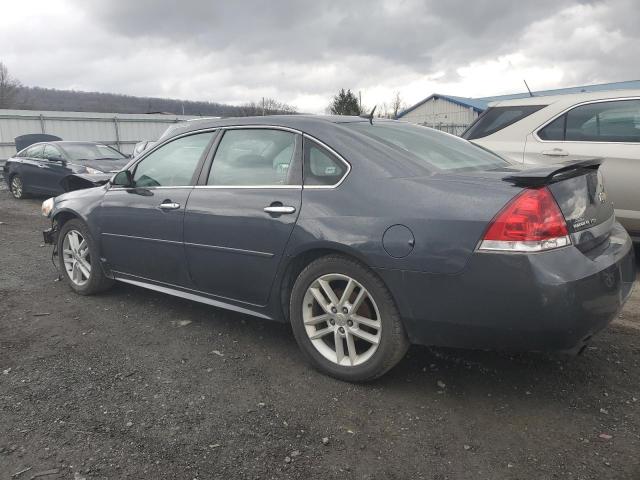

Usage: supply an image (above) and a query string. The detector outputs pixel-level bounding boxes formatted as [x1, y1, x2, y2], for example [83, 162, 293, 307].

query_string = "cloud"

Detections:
[0, 0, 638, 113]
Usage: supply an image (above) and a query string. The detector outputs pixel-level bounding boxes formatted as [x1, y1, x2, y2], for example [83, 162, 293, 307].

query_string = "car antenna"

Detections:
[523, 79, 534, 97]
[359, 105, 377, 125]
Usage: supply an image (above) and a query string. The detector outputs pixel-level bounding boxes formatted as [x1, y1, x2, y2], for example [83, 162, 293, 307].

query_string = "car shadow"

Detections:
[100, 280, 633, 406]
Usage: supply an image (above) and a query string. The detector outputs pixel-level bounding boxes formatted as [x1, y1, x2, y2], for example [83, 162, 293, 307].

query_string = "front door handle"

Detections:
[159, 201, 181, 210]
[541, 148, 569, 157]
[264, 205, 296, 214]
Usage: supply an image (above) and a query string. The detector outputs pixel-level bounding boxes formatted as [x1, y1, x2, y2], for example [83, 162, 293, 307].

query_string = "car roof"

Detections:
[162, 115, 373, 139]
[489, 89, 640, 108]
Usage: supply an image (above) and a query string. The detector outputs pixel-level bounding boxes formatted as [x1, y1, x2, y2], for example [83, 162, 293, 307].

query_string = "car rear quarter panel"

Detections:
[288, 173, 521, 275]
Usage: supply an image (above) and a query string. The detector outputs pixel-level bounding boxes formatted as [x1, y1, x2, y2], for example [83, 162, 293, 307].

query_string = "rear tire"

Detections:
[290, 254, 409, 381]
[57, 219, 114, 295]
[10, 174, 28, 199]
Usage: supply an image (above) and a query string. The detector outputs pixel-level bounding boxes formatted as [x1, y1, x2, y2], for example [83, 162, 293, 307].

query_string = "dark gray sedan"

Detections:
[3, 141, 129, 199]
[40, 116, 636, 381]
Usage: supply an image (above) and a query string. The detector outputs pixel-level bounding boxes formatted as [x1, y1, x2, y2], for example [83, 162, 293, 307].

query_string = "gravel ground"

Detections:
[1, 186, 639, 480]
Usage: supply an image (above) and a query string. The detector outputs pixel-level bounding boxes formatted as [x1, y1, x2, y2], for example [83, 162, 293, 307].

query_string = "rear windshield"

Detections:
[59, 143, 126, 161]
[462, 105, 545, 140]
[345, 122, 508, 172]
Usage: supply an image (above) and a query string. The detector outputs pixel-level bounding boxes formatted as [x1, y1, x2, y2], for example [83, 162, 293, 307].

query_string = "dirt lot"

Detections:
[1, 187, 639, 480]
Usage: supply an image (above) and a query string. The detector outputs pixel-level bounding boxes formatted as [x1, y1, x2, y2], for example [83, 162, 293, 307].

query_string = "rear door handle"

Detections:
[541, 148, 569, 157]
[37, 163, 47, 168]
[264, 205, 296, 214]
[159, 201, 181, 210]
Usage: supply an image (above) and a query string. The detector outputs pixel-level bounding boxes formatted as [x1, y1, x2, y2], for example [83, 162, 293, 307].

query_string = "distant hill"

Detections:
[8, 86, 295, 116]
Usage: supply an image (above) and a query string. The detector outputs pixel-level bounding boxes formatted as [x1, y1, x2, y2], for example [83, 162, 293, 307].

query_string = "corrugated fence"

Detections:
[0, 109, 198, 161]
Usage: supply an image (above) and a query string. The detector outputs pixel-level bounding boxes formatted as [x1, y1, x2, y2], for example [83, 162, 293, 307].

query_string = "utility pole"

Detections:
[262, 97, 265, 116]
[358, 91, 362, 112]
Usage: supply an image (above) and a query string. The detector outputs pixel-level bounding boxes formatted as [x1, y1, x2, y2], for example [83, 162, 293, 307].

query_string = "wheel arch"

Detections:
[277, 243, 397, 324]
[52, 208, 83, 229]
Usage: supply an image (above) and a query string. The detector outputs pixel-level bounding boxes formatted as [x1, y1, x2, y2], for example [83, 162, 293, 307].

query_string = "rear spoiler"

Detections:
[502, 158, 602, 187]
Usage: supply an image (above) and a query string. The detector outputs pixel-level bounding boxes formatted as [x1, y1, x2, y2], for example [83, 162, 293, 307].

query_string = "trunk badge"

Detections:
[598, 191, 607, 204]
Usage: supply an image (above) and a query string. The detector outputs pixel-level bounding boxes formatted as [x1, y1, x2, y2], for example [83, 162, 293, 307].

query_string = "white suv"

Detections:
[464, 90, 640, 241]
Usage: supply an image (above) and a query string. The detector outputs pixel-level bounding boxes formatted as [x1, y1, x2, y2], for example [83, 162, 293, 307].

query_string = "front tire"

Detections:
[10, 175, 28, 199]
[290, 255, 409, 381]
[57, 219, 114, 295]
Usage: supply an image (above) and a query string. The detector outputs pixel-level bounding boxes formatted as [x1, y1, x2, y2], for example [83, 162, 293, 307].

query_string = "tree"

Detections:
[391, 91, 405, 118]
[0, 62, 22, 108]
[328, 89, 361, 115]
[237, 97, 297, 116]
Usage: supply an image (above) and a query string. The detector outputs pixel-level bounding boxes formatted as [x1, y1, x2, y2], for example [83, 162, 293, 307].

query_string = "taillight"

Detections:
[478, 187, 571, 252]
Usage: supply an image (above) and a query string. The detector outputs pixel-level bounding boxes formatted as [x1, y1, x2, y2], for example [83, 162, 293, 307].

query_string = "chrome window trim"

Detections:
[194, 185, 302, 190]
[108, 124, 351, 190]
[220, 124, 301, 135]
[533, 96, 640, 144]
[108, 127, 220, 190]
[302, 134, 352, 189]
[109, 185, 195, 191]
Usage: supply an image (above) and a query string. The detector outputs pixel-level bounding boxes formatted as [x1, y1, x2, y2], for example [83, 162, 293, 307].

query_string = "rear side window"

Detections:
[346, 122, 507, 172]
[303, 141, 347, 186]
[207, 129, 299, 186]
[463, 105, 545, 140]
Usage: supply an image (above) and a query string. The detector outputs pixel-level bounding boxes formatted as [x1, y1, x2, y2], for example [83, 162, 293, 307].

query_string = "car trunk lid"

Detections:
[500, 158, 614, 250]
[435, 158, 615, 252]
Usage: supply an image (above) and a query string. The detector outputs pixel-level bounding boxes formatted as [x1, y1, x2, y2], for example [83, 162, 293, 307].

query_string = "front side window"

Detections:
[133, 131, 215, 187]
[462, 105, 545, 140]
[207, 129, 298, 186]
[538, 115, 566, 141]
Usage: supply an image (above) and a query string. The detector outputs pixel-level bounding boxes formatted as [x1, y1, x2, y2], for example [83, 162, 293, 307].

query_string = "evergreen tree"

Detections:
[328, 89, 361, 115]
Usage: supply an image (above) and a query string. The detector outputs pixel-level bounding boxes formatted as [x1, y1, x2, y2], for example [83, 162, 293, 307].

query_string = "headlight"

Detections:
[41, 197, 55, 217]
[84, 167, 103, 174]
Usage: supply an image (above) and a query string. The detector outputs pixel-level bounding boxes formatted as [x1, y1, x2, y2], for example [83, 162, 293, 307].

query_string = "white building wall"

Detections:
[0, 110, 199, 160]
[400, 98, 479, 134]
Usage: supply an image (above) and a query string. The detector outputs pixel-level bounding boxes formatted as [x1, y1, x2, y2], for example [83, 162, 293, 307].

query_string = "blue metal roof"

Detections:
[396, 93, 486, 119]
[397, 80, 640, 118]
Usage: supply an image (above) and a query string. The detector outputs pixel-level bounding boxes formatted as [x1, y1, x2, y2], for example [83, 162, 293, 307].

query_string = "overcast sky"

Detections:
[1, 0, 638, 113]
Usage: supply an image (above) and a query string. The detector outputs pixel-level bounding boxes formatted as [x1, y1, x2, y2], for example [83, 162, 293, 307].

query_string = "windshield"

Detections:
[345, 122, 508, 172]
[59, 143, 126, 161]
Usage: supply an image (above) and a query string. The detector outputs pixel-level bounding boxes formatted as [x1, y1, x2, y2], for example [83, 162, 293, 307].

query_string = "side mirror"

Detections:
[112, 170, 134, 187]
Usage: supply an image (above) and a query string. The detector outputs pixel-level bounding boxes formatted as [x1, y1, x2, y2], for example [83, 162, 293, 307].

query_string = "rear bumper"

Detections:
[376, 222, 636, 352]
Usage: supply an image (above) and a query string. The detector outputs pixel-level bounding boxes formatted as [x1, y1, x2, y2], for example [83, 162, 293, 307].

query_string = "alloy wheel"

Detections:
[62, 230, 92, 286]
[10, 176, 23, 198]
[302, 273, 382, 367]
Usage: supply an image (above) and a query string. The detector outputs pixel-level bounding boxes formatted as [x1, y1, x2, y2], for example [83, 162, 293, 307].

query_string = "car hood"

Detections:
[73, 158, 129, 173]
